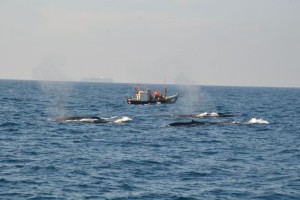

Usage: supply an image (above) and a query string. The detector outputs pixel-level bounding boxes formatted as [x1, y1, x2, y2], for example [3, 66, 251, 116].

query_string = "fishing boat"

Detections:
[127, 85, 179, 105]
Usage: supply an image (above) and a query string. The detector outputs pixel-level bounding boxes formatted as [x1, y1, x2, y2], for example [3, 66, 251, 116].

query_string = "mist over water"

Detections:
[174, 74, 215, 114]
[176, 84, 214, 115]
[32, 56, 73, 117]
[39, 81, 73, 117]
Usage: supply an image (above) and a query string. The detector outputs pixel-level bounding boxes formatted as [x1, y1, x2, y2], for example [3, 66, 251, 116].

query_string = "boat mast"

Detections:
[163, 79, 167, 98]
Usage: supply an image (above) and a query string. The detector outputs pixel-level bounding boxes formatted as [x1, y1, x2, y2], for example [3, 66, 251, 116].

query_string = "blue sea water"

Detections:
[0, 79, 299, 200]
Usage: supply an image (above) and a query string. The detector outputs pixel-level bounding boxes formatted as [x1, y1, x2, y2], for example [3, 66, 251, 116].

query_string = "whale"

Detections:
[176, 112, 234, 118]
[54, 116, 109, 123]
[168, 120, 229, 126]
[169, 120, 207, 126]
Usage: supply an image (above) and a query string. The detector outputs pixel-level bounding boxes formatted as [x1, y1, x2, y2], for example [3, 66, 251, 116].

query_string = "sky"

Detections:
[0, 0, 299, 87]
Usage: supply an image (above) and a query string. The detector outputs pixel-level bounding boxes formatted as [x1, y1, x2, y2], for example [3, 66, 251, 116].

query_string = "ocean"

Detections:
[0, 79, 299, 200]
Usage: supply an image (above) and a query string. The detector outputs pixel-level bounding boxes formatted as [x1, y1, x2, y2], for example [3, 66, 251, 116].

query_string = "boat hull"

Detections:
[127, 94, 179, 105]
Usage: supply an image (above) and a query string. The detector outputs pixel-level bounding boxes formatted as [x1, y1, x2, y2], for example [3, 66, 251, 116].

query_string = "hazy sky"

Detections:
[0, 0, 299, 87]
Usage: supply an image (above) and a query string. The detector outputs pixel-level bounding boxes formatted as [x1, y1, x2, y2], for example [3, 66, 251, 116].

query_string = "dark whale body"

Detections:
[169, 120, 207, 126]
[54, 116, 109, 123]
[217, 113, 234, 117]
[168, 120, 227, 126]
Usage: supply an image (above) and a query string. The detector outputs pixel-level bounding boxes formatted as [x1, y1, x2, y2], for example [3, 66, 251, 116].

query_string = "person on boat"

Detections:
[154, 90, 159, 100]
[134, 86, 139, 94]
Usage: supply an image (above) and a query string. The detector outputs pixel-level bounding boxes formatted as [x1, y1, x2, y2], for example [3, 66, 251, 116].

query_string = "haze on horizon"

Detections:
[0, 0, 299, 87]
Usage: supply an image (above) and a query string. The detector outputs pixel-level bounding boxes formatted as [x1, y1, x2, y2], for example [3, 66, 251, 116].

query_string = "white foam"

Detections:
[102, 116, 118, 120]
[210, 112, 219, 117]
[196, 112, 219, 117]
[113, 116, 132, 123]
[247, 118, 269, 124]
[62, 118, 98, 122]
[221, 121, 240, 124]
[79, 118, 99, 123]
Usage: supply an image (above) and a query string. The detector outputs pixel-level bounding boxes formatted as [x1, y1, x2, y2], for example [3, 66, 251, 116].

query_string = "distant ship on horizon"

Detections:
[81, 77, 114, 83]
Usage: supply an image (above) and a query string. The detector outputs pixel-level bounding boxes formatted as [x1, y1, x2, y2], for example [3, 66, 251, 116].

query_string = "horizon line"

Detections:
[0, 78, 299, 89]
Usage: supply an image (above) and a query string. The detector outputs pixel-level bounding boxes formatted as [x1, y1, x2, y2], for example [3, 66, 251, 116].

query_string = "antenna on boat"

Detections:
[163, 78, 167, 98]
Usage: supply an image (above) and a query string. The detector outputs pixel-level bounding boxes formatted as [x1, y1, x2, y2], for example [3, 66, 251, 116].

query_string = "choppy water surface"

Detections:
[0, 80, 299, 199]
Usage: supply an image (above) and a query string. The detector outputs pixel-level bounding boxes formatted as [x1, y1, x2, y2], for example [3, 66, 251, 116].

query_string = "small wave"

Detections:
[0, 122, 20, 127]
[247, 118, 269, 124]
[113, 116, 132, 123]
[181, 171, 211, 178]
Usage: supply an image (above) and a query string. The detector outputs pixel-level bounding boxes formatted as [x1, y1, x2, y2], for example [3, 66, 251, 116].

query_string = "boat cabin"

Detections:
[127, 85, 178, 105]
